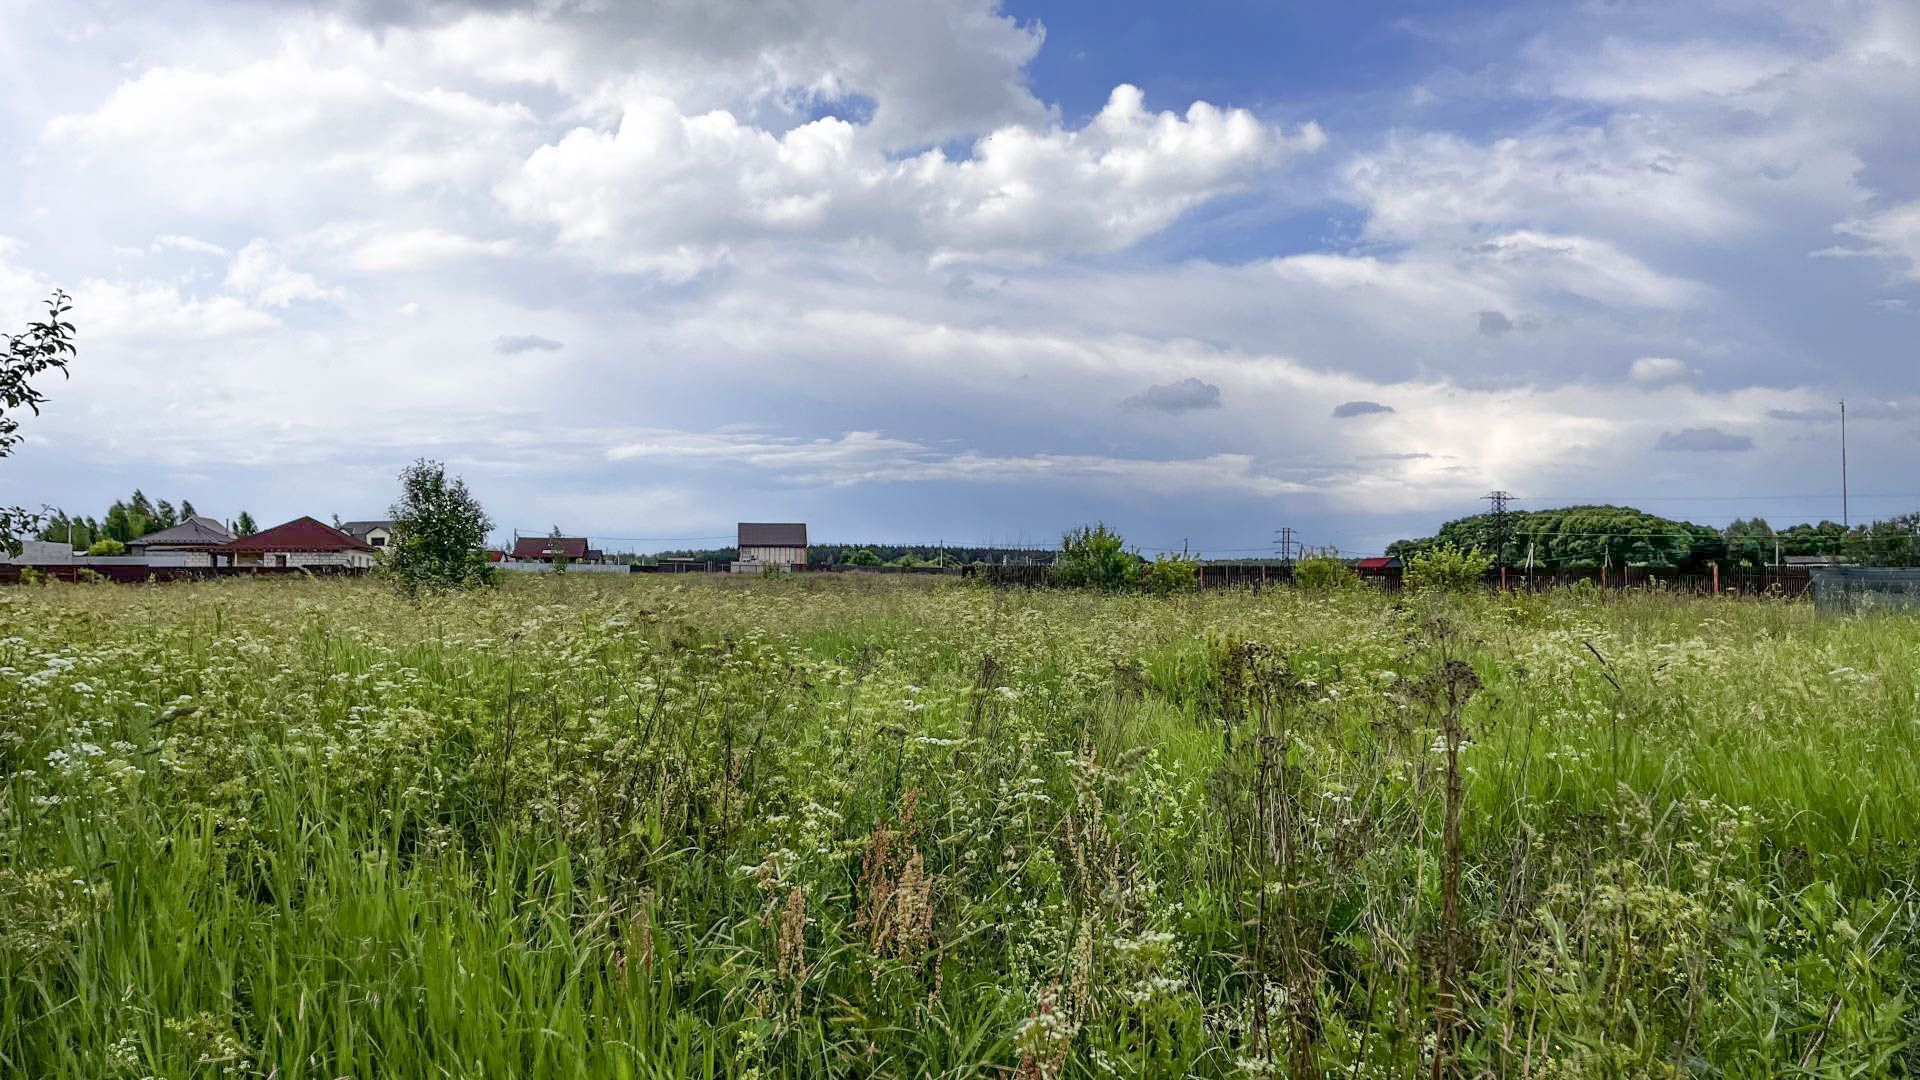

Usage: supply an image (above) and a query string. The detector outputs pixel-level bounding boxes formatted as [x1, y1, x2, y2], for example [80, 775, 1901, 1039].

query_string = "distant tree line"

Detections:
[1389, 504, 1920, 569]
[36, 490, 259, 551]
[648, 542, 1057, 568]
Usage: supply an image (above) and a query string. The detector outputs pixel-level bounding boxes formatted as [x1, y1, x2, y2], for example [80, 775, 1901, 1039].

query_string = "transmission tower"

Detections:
[1483, 490, 1514, 567]
[1274, 526, 1300, 568]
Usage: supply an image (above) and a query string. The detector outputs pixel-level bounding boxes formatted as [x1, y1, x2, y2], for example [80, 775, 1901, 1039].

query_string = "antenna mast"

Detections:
[1840, 400, 1849, 529]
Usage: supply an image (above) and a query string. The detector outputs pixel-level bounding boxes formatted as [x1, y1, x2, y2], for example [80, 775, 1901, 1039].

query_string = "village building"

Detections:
[220, 516, 376, 570]
[733, 522, 807, 572]
[339, 520, 395, 550]
[510, 535, 602, 563]
[128, 515, 234, 567]
[0, 539, 75, 566]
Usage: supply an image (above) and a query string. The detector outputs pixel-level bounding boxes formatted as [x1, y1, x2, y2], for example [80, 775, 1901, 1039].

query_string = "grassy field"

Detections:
[2, 574, 1917, 1078]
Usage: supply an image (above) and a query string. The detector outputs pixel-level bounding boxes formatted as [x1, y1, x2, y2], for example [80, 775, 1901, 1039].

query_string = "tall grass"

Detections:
[1, 575, 1916, 1077]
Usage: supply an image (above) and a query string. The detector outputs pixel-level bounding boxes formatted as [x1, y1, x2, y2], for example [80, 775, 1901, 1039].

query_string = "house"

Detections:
[128, 515, 234, 566]
[511, 535, 595, 562]
[339, 520, 395, 550]
[220, 516, 376, 570]
[733, 522, 807, 573]
[0, 539, 75, 565]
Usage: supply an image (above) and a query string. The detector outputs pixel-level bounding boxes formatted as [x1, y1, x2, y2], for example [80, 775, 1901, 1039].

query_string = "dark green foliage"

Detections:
[1051, 522, 1140, 590]
[1394, 505, 1920, 571]
[34, 512, 100, 551]
[385, 459, 496, 592]
[1393, 505, 1725, 569]
[235, 511, 258, 537]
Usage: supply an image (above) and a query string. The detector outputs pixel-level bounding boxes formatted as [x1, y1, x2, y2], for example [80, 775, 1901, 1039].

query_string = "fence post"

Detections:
[1711, 563, 1720, 595]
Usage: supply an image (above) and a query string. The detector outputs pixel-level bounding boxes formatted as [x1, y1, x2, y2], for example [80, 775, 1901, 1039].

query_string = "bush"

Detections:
[846, 548, 882, 566]
[1051, 523, 1140, 591]
[1142, 553, 1199, 595]
[1294, 552, 1359, 591]
[85, 537, 125, 556]
[1404, 542, 1494, 593]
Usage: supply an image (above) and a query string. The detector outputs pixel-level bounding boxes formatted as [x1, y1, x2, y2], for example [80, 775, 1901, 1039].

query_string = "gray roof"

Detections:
[339, 519, 395, 539]
[738, 522, 807, 547]
[130, 515, 232, 548]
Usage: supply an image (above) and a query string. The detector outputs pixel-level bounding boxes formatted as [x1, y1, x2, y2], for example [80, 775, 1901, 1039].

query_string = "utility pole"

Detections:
[1840, 400, 1849, 529]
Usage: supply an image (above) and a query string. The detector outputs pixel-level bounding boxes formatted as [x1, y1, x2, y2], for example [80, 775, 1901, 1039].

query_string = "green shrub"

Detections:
[1142, 553, 1199, 595]
[1404, 542, 1494, 593]
[1051, 523, 1140, 591]
[85, 537, 125, 556]
[1294, 552, 1359, 591]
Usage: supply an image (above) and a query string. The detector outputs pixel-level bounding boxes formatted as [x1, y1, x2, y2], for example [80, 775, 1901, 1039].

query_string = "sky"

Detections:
[1, 0, 1915, 556]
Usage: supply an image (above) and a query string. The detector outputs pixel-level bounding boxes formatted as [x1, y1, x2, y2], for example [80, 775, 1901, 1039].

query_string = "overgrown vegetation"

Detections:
[1140, 553, 1199, 595]
[2, 576, 1917, 1077]
[1292, 549, 1359, 590]
[1404, 541, 1496, 593]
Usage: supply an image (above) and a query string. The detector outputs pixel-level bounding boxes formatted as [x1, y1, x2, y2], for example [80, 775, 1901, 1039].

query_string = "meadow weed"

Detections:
[1, 574, 1916, 1077]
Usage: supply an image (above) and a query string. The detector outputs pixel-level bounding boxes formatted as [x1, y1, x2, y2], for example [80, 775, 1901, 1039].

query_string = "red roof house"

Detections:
[512, 536, 590, 561]
[222, 517, 376, 569]
[1352, 557, 1401, 573]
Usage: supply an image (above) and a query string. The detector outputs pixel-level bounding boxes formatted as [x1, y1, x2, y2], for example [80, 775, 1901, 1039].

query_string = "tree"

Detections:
[1051, 523, 1140, 591]
[386, 459, 495, 592]
[87, 537, 126, 556]
[1392, 505, 1719, 571]
[235, 511, 258, 537]
[1405, 543, 1495, 593]
[1295, 551, 1359, 590]
[547, 524, 572, 573]
[847, 547, 882, 566]
[1, 290, 77, 554]
[180, 499, 196, 519]
[156, 499, 178, 530]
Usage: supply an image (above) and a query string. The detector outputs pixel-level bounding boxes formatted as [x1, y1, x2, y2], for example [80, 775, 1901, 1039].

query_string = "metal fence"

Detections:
[1809, 567, 1920, 614]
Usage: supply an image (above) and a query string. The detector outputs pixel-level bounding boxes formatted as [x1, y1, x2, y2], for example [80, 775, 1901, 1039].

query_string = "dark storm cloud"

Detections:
[1332, 400, 1394, 418]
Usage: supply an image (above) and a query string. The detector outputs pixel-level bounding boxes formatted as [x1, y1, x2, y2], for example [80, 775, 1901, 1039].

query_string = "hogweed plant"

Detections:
[0, 574, 1916, 1077]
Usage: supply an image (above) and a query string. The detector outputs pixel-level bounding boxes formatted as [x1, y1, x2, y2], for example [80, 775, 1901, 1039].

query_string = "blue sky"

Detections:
[1, 0, 1915, 554]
